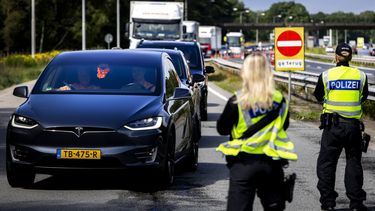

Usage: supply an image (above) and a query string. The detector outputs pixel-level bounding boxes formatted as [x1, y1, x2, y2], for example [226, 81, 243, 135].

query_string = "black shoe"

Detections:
[321, 207, 335, 211]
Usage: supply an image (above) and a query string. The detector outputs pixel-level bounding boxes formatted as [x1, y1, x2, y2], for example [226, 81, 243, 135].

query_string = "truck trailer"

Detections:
[198, 26, 222, 58]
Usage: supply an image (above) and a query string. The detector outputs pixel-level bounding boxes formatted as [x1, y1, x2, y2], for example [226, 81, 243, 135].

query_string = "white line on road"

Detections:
[208, 86, 228, 102]
[317, 66, 322, 69]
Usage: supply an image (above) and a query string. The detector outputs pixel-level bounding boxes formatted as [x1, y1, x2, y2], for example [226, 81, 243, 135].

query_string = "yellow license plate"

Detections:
[57, 149, 101, 159]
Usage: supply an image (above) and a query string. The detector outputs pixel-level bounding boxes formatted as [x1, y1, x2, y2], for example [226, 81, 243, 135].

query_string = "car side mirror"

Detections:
[172, 87, 191, 100]
[191, 74, 205, 84]
[13, 86, 28, 98]
[124, 23, 129, 38]
[205, 66, 215, 74]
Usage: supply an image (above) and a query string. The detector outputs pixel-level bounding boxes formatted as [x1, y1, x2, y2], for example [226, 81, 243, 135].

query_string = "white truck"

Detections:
[182, 21, 200, 41]
[128, 1, 184, 49]
[198, 26, 222, 58]
[224, 32, 245, 59]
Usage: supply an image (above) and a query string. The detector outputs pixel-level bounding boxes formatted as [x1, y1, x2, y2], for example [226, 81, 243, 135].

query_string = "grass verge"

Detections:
[0, 64, 44, 90]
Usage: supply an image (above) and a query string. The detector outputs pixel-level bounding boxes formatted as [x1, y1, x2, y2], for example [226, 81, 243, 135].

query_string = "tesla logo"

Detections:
[74, 127, 84, 138]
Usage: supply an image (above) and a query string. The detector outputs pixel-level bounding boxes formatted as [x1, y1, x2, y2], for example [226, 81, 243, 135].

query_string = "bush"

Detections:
[0, 51, 60, 67]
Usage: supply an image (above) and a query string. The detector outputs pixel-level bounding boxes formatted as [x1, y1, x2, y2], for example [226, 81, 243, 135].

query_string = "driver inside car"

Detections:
[58, 69, 99, 91]
[127, 67, 155, 92]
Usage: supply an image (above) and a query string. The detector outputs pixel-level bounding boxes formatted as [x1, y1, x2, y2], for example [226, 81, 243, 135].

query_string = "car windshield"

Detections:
[228, 36, 241, 47]
[199, 38, 210, 44]
[33, 58, 160, 95]
[133, 22, 180, 40]
[139, 44, 201, 70]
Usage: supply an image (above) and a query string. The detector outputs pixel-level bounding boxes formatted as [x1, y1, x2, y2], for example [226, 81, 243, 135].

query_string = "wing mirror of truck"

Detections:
[183, 25, 187, 34]
[124, 23, 129, 38]
[205, 66, 215, 74]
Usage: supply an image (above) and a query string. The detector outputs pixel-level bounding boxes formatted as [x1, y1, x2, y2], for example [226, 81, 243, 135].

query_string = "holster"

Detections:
[360, 122, 371, 153]
[319, 113, 332, 130]
[283, 173, 296, 203]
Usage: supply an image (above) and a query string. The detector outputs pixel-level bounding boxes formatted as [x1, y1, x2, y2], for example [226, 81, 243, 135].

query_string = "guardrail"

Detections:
[210, 58, 375, 101]
[305, 53, 375, 65]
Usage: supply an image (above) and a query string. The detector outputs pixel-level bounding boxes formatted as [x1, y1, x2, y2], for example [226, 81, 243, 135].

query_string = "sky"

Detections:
[242, 0, 375, 14]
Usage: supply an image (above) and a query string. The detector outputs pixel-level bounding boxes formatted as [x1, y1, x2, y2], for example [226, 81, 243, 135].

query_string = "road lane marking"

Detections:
[317, 66, 322, 69]
[208, 86, 228, 102]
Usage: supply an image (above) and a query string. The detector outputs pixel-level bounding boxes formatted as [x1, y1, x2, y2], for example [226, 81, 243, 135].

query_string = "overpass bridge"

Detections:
[222, 22, 375, 30]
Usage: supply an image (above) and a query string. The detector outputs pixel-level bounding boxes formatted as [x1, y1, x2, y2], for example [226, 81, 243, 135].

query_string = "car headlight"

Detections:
[11, 115, 38, 129]
[124, 117, 162, 131]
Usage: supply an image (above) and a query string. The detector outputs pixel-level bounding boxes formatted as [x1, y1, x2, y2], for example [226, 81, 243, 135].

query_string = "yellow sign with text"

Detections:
[274, 27, 305, 71]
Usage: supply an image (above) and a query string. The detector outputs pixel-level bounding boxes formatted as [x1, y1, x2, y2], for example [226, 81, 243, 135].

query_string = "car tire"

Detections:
[6, 147, 35, 188]
[158, 131, 175, 189]
[185, 119, 199, 171]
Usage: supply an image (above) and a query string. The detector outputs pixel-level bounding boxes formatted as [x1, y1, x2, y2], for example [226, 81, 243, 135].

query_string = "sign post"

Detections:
[105, 33, 113, 49]
[274, 27, 305, 103]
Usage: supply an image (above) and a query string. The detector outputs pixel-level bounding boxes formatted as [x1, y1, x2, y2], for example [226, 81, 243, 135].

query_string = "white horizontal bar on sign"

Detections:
[277, 41, 302, 47]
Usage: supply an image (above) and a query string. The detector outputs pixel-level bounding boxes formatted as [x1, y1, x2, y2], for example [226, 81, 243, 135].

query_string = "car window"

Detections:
[165, 59, 179, 98]
[34, 62, 160, 95]
[169, 53, 185, 79]
[139, 44, 202, 70]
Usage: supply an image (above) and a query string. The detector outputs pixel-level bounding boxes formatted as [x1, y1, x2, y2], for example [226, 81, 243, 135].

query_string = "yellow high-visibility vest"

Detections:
[322, 66, 366, 119]
[216, 90, 298, 161]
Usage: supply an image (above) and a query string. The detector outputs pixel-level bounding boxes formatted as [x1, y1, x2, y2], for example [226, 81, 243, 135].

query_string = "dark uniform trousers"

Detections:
[227, 153, 285, 211]
[317, 119, 366, 209]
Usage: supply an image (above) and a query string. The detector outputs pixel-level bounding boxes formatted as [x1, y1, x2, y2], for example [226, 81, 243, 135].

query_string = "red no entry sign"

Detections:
[276, 30, 302, 57]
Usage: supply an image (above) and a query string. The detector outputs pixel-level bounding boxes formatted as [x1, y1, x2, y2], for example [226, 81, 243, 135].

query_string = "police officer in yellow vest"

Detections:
[217, 52, 298, 211]
[314, 43, 368, 211]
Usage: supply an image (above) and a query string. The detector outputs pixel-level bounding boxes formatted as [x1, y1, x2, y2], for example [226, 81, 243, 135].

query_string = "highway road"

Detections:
[0, 82, 374, 210]
[230, 58, 375, 84]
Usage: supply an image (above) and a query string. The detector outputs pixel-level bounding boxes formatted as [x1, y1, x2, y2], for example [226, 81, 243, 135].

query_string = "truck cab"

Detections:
[128, 1, 184, 49]
[183, 21, 200, 41]
[224, 32, 245, 59]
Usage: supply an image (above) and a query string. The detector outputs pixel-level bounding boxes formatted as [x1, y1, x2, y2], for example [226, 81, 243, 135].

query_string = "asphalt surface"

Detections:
[0, 82, 374, 210]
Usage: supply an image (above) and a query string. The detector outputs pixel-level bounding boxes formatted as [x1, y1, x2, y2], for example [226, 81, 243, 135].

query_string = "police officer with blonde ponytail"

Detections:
[314, 43, 368, 211]
[216, 52, 298, 211]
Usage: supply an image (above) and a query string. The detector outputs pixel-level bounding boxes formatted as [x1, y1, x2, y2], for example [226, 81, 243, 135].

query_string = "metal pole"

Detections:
[184, 0, 188, 20]
[288, 71, 292, 103]
[345, 29, 347, 43]
[256, 14, 259, 44]
[335, 29, 338, 45]
[31, 0, 35, 58]
[82, 0, 86, 50]
[240, 12, 242, 33]
[116, 0, 120, 48]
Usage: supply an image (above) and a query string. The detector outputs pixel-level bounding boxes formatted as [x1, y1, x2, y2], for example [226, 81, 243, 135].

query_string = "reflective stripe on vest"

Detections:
[322, 66, 365, 119]
[216, 90, 298, 161]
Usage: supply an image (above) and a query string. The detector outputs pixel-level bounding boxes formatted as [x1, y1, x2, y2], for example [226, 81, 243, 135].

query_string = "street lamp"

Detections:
[273, 14, 282, 23]
[233, 8, 249, 24]
[256, 12, 265, 44]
